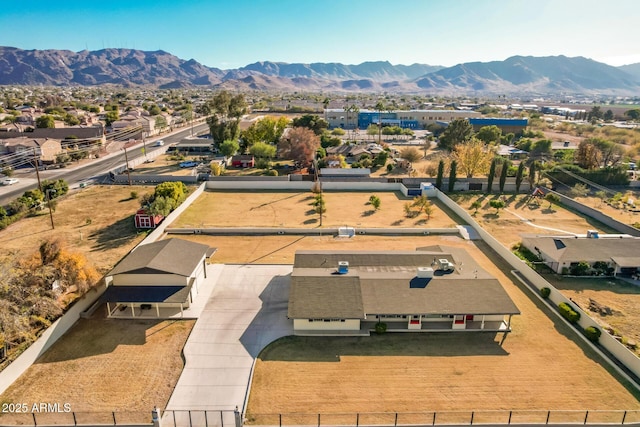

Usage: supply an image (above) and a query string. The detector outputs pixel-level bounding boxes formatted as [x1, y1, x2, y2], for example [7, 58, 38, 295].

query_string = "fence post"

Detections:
[152, 406, 162, 427]
[235, 407, 242, 427]
[546, 411, 550, 424]
[204, 411, 208, 427]
[508, 411, 512, 425]
[318, 413, 321, 427]
[622, 411, 627, 425]
[112, 412, 116, 425]
[73, 412, 77, 426]
[221, 410, 224, 427]
[279, 414, 282, 427]
[173, 411, 177, 427]
[395, 413, 398, 426]
[470, 411, 474, 425]
[356, 413, 359, 427]
[433, 412, 437, 426]
[188, 410, 192, 427]
[32, 412, 37, 426]
[584, 411, 589, 424]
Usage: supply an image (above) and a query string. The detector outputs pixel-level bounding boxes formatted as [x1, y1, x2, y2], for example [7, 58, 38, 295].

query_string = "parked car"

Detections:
[2, 177, 19, 185]
[179, 161, 198, 168]
[154, 140, 164, 147]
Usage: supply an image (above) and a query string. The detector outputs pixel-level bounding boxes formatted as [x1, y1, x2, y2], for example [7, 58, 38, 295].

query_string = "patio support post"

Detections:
[156, 303, 160, 317]
[180, 304, 184, 318]
[131, 304, 135, 317]
[481, 315, 485, 330]
[106, 302, 111, 317]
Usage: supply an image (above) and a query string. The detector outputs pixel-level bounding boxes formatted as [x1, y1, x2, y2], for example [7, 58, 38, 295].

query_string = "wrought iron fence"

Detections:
[0, 410, 150, 426]
[161, 410, 239, 427]
[244, 410, 640, 426]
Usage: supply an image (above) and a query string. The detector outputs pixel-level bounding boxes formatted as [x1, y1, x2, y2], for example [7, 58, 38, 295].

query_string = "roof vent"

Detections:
[337, 261, 349, 274]
[417, 267, 434, 278]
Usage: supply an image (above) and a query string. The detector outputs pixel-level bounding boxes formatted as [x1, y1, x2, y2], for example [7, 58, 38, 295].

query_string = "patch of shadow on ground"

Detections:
[258, 333, 509, 362]
[89, 214, 140, 251]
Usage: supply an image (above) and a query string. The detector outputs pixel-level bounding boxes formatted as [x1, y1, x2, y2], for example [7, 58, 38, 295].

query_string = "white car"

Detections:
[154, 140, 164, 147]
[2, 178, 19, 185]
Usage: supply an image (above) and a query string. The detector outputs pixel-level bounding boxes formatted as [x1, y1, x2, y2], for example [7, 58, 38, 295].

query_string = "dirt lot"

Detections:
[244, 236, 640, 419]
[0, 185, 152, 274]
[0, 317, 194, 424]
[450, 193, 620, 249]
[171, 191, 460, 229]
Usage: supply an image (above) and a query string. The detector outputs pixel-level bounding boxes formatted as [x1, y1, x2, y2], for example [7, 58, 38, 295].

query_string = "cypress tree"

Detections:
[487, 158, 497, 193]
[499, 160, 510, 193]
[435, 159, 444, 190]
[448, 160, 457, 193]
[515, 162, 525, 192]
[529, 161, 537, 189]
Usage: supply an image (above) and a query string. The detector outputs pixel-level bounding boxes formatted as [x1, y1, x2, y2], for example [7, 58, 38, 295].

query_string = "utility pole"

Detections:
[32, 148, 42, 191]
[46, 189, 55, 229]
[123, 147, 132, 186]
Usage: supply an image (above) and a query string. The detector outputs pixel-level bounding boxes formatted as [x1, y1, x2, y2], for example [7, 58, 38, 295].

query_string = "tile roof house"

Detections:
[288, 246, 520, 335]
[102, 238, 216, 318]
[0, 137, 63, 163]
[521, 234, 640, 276]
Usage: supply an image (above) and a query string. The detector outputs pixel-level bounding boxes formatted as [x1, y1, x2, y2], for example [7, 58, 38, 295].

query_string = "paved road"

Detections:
[0, 123, 209, 206]
[166, 264, 293, 414]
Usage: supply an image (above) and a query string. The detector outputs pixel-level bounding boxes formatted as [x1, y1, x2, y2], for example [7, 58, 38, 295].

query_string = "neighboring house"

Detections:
[326, 144, 374, 163]
[102, 238, 216, 318]
[521, 234, 640, 276]
[0, 137, 63, 163]
[167, 136, 215, 154]
[288, 246, 520, 335]
[134, 209, 164, 229]
[231, 155, 255, 168]
[497, 144, 528, 160]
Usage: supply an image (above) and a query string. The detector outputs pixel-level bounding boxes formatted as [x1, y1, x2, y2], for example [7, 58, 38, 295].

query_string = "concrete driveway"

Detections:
[166, 264, 293, 413]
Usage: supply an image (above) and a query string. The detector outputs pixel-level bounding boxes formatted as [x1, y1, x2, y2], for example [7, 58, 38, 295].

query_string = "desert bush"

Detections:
[584, 326, 602, 343]
[540, 287, 551, 299]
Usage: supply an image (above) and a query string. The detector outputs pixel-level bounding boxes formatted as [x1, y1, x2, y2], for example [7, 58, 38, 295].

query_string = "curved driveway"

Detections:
[166, 264, 293, 412]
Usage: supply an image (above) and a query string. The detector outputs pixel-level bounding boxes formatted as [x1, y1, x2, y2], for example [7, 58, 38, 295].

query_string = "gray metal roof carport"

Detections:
[100, 283, 193, 318]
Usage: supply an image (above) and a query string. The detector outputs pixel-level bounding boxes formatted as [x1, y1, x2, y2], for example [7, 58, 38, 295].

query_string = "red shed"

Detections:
[134, 209, 164, 229]
[231, 155, 255, 168]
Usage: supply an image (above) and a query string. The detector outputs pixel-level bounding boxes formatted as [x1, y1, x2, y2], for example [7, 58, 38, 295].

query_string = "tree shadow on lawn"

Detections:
[361, 210, 375, 217]
[482, 213, 500, 220]
[258, 333, 509, 362]
[89, 214, 141, 252]
[305, 209, 316, 216]
[303, 218, 318, 225]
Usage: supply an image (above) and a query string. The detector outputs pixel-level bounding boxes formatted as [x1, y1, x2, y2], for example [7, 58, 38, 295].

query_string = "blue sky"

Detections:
[2, 0, 639, 69]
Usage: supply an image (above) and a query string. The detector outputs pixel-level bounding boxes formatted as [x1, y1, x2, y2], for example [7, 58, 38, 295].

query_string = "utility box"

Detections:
[438, 259, 455, 271]
[338, 261, 349, 274]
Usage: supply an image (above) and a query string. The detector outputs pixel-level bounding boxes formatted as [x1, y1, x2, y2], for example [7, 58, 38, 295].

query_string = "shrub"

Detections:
[558, 302, 580, 323]
[130, 191, 138, 200]
[386, 164, 394, 172]
[375, 322, 387, 335]
[540, 287, 551, 299]
[265, 169, 278, 176]
[584, 326, 602, 343]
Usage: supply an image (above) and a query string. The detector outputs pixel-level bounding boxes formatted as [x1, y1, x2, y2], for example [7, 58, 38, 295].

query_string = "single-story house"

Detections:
[134, 209, 164, 229]
[102, 238, 216, 318]
[231, 155, 255, 168]
[0, 137, 63, 163]
[288, 246, 520, 335]
[521, 234, 640, 276]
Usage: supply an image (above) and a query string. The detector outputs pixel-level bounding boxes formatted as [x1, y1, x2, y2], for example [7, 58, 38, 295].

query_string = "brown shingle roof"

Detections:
[288, 276, 364, 319]
[108, 238, 212, 277]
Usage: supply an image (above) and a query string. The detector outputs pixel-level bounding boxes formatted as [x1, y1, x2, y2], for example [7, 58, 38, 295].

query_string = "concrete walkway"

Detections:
[504, 208, 578, 235]
[166, 264, 293, 413]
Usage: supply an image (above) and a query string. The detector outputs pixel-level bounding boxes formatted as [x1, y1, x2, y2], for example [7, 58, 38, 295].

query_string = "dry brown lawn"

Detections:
[246, 238, 640, 419]
[0, 317, 194, 424]
[0, 185, 151, 274]
[171, 191, 460, 229]
[451, 194, 619, 249]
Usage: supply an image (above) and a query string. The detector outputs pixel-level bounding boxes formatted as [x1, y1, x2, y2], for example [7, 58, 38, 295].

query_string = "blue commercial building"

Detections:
[325, 109, 479, 130]
[468, 117, 528, 134]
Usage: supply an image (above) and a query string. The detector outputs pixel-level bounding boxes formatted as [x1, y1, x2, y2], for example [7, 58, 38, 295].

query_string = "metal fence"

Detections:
[0, 411, 150, 426]
[162, 410, 239, 427]
[245, 410, 640, 426]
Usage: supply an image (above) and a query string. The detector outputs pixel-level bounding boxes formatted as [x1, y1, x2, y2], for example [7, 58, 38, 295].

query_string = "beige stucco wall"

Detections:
[112, 273, 188, 286]
[293, 318, 360, 331]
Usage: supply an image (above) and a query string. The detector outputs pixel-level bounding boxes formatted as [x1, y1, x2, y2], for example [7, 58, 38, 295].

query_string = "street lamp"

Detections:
[45, 189, 56, 229]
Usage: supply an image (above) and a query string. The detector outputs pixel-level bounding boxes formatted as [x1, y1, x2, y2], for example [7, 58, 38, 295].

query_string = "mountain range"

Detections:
[1, 46, 639, 95]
